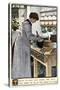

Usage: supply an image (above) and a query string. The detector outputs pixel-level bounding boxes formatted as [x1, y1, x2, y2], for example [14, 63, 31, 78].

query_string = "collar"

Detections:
[25, 19, 32, 25]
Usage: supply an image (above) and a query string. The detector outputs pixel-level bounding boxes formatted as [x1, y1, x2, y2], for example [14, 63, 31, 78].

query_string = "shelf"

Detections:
[40, 25, 57, 27]
[40, 15, 57, 17]
[40, 20, 57, 21]
[40, 9, 57, 13]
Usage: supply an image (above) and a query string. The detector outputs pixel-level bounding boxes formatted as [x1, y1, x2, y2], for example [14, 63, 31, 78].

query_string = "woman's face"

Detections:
[30, 18, 37, 23]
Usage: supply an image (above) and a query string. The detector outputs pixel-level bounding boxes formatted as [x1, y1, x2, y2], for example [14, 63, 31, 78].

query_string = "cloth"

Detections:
[12, 19, 32, 79]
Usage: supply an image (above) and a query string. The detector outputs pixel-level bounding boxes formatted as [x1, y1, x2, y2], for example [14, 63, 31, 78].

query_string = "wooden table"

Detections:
[31, 45, 55, 77]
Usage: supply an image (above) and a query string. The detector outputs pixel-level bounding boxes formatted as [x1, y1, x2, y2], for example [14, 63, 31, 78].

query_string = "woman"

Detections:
[12, 12, 39, 79]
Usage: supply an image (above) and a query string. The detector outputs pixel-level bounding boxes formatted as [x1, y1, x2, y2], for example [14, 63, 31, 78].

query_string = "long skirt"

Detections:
[12, 33, 31, 79]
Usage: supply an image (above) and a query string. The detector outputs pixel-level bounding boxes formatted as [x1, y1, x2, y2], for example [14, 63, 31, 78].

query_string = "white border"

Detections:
[0, 0, 60, 89]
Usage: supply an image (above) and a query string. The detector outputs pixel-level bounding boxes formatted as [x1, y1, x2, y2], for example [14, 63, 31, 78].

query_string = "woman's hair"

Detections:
[29, 12, 39, 20]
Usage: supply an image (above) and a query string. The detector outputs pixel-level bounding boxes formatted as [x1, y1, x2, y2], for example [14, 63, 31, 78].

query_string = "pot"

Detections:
[36, 39, 44, 48]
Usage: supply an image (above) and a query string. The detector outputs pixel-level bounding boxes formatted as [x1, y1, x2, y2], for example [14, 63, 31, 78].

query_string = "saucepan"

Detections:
[36, 39, 44, 48]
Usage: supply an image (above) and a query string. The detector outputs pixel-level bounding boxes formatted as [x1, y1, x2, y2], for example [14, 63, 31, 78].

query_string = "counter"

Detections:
[31, 42, 57, 77]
